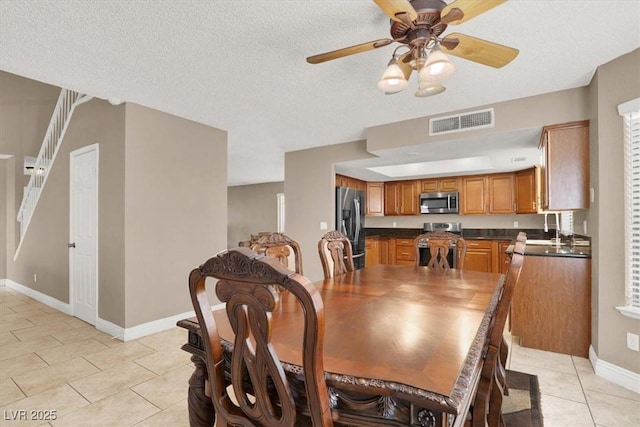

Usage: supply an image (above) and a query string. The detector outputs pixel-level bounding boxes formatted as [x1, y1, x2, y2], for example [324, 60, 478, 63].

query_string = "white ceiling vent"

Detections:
[429, 108, 495, 136]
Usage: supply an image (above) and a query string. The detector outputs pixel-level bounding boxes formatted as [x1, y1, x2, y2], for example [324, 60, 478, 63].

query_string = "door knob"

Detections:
[68, 242, 76, 248]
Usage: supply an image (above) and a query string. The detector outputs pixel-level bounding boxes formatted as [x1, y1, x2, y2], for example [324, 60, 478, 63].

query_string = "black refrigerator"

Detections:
[336, 186, 365, 269]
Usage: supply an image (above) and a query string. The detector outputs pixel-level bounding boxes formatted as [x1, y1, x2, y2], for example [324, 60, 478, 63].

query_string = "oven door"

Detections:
[419, 241, 457, 268]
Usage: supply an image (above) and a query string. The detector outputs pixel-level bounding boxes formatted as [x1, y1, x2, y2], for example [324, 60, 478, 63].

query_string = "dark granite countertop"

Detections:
[364, 228, 554, 240]
[507, 243, 591, 258]
[365, 227, 591, 258]
[364, 228, 422, 239]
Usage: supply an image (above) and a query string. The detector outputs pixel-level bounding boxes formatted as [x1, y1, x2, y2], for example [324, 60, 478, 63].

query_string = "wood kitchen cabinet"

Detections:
[515, 167, 538, 213]
[511, 255, 591, 357]
[378, 238, 390, 264]
[420, 177, 460, 193]
[488, 173, 516, 214]
[365, 237, 380, 267]
[366, 182, 384, 216]
[464, 239, 512, 273]
[393, 238, 415, 266]
[461, 176, 488, 214]
[384, 181, 419, 216]
[496, 241, 512, 274]
[365, 236, 390, 266]
[463, 239, 494, 272]
[539, 120, 590, 210]
[461, 174, 515, 215]
[336, 174, 366, 192]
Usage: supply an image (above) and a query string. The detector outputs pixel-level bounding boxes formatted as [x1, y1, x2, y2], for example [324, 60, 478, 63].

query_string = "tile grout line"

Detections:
[571, 355, 598, 427]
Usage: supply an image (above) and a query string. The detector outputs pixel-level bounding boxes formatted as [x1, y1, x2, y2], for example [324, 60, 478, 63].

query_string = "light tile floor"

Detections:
[1, 286, 638, 426]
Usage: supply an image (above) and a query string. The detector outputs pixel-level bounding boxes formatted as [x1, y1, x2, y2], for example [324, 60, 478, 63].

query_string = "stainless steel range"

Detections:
[418, 222, 463, 267]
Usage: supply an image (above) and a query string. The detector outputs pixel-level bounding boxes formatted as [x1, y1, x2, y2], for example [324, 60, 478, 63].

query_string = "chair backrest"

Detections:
[251, 232, 304, 275]
[188, 248, 333, 427]
[472, 237, 526, 426]
[413, 231, 467, 269]
[317, 230, 355, 279]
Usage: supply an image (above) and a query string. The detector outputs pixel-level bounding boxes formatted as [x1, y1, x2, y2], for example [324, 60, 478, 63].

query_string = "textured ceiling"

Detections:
[1, 1, 639, 185]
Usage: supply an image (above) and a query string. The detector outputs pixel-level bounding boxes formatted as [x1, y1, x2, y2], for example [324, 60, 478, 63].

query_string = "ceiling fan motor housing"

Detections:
[390, 0, 448, 46]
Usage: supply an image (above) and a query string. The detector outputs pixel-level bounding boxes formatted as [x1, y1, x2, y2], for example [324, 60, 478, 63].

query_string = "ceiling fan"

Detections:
[306, 0, 519, 97]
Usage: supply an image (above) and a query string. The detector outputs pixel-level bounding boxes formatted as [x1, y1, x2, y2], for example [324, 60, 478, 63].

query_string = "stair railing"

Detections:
[15, 89, 92, 258]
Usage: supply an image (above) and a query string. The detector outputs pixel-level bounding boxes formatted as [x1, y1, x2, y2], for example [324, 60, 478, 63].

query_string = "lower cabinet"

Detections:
[463, 239, 512, 273]
[464, 240, 494, 272]
[365, 237, 391, 266]
[365, 238, 380, 267]
[511, 256, 591, 357]
[393, 238, 415, 266]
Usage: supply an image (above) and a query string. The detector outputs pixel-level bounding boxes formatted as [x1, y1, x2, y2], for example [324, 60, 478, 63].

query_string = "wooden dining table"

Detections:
[177, 264, 504, 427]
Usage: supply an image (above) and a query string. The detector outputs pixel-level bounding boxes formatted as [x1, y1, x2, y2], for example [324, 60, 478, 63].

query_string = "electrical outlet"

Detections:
[320, 221, 328, 230]
[33, 274, 37, 283]
[627, 333, 639, 351]
[513, 221, 519, 228]
[392, 222, 397, 228]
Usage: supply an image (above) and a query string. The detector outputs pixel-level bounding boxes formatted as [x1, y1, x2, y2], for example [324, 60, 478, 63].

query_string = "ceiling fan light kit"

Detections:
[377, 57, 410, 93]
[307, 0, 519, 98]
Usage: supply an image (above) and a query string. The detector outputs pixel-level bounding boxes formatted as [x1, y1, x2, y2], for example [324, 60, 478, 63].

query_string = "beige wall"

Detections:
[7, 97, 127, 321]
[367, 87, 590, 152]
[123, 104, 227, 327]
[588, 48, 640, 373]
[1, 72, 228, 330]
[227, 182, 284, 249]
[285, 140, 376, 281]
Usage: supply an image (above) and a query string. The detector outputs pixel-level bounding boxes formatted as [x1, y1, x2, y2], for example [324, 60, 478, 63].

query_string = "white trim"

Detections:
[618, 97, 640, 115]
[69, 143, 99, 325]
[615, 305, 640, 320]
[2, 283, 227, 342]
[3, 279, 71, 315]
[589, 345, 640, 394]
[97, 303, 226, 342]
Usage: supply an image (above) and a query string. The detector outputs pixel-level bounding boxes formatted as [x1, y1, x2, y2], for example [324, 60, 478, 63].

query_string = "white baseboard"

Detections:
[3, 281, 226, 342]
[4, 279, 71, 315]
[589, 345, 640, 394]
[97, 303, 225, 341]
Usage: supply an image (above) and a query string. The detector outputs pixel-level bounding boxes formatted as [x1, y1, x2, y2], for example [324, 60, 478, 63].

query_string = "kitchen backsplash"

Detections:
[366, 213, 546, 230]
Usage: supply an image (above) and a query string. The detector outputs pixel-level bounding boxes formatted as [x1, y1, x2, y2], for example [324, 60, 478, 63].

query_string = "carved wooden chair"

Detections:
[188, 248, 334, 427]
[251, 232, 304, 275]
[413, 231, 467, 269]
[471, 239, 526, 427]
[318, 230, 355, 279]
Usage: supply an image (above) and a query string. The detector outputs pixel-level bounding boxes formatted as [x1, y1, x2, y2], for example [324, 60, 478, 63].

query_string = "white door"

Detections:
[70, 144, 98, 325]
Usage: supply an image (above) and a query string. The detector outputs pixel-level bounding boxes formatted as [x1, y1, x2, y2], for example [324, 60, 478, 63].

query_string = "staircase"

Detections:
[15, 89, 92, 257]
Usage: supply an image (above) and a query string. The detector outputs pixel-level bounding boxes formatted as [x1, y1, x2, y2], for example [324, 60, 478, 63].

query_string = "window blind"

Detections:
[623, 103, 640, 311]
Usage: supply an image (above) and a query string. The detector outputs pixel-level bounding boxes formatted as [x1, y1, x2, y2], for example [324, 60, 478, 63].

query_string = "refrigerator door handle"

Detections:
[353, 198, 361, 245]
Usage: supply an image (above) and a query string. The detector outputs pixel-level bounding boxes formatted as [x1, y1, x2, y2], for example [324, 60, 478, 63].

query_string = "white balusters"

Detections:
[16, 89, 92, 254]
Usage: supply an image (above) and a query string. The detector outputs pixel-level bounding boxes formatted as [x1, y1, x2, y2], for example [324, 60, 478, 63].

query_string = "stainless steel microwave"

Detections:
[419, 192, 459, 214]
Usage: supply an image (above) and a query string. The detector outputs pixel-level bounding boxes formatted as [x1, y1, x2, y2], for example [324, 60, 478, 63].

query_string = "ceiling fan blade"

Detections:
[441, 33, 519, 68]
[306, 39, 394, 64]
[440, 0, 507, 25]
[373, 0, 418, 23]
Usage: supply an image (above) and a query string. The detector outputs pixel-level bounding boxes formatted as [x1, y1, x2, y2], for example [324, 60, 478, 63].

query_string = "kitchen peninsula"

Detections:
[365, 227, 592, 358]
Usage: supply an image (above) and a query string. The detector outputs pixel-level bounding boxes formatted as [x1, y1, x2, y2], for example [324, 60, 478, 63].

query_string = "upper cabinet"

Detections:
[420, 177, 460, 193]
[461, 173, 515, 215]
[384, 180, 419, 216]
[539, 120, 590, 210]
[515, 167, 538, 214]
[335, 174, 366, 192]
[366, 182, 384, 216]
